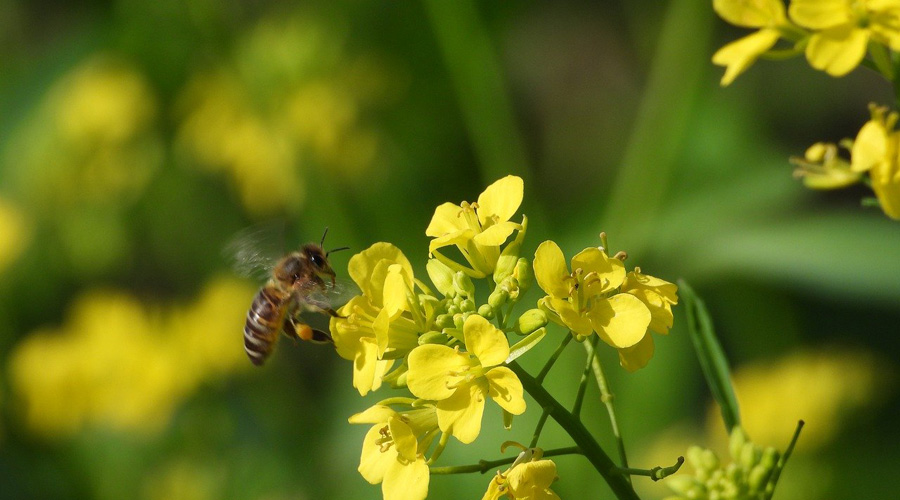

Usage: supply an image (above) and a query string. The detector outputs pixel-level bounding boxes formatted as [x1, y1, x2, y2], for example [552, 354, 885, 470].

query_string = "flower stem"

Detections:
[528, 408, 551, 448]
[536, 333, 572, 384]
[584, 338, 630, 473]
[508, 360, 640, 500]
[616, 456, 684, 481]
[429, 446, 583, 475]
[764, 420, 804, 499]
[572, 335, 599, 417]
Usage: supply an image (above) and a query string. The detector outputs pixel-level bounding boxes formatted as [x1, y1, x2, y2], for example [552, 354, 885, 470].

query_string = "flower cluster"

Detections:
[482, 447, 560, 500]
[713, 0, 900, 85]
[665, 427, 782, 500]
[330, 175, 678, 499]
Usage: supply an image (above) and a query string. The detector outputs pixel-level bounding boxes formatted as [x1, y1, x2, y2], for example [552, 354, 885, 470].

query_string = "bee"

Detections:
[238, 228, 349, 366]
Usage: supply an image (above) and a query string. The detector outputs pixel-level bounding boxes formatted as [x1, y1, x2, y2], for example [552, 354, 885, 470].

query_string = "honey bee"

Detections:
[236, 228, 349, 366]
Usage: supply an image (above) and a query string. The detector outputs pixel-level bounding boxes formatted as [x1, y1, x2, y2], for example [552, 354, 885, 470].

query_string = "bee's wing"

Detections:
[223, 222, 286, 281]
[303, 278, 361, 312]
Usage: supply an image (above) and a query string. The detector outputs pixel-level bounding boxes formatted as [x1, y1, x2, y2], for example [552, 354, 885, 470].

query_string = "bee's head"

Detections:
[299, 243, 336, 286]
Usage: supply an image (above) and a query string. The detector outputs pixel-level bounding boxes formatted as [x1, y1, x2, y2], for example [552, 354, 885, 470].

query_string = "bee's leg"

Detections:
[305, 298, 345, 319]
[283, 315, 333, 344]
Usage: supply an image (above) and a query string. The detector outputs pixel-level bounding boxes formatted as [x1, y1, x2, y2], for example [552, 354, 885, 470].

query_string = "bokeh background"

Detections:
[1, 0, 898, 499]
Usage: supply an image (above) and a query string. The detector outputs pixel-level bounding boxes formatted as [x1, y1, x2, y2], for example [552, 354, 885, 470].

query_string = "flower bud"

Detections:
[514, 257, 531, 292]
[515, 309, 548, 335]
[729, 427, 749, 462]
[478, 303, 495, 319]
[453, 313, 465, 330]
[489, 289, 509, 309]
[739, 442, 761, 469]
[427, 259, 455, 297]
[665, 475, 703, 497]
[453, 272, 475, 297]
[436, 314, 454, 330]
[418, 330, 449, 345]
[700, 448, 720, 472]
[447, 304, 460, 315]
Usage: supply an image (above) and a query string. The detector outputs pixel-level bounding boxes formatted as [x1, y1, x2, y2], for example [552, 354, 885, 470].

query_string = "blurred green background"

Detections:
[1, 0, 898, 498]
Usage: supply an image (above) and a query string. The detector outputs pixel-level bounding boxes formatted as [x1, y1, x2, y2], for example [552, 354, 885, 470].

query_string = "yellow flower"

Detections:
[712, 0, 789, 85]
[617, 269, 678, 372]
[849, 105, 900, 219]
[406, 315, 525, 444]
[790, 0, 900, 76]
[533, 240, 650, 349]
[349, 403, 437, 500]
[790, 142, 862, 189]
[426, 175, 524, 278]
[482, 450, 560, 500]
[331, 242, 420, 395]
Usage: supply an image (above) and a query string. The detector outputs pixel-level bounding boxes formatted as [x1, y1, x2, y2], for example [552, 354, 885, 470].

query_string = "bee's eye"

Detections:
[310, 254, 326, 268]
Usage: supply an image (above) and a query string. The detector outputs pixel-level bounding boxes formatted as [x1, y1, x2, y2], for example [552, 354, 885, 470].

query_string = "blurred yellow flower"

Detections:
[8, 277, 254, 437]
[712, 0, 790, 85]
[712, 348, 888, 451]
[790, 0, 900, 76]
[0, 198, 30, 273]
[849, 105, 900, 219]
[791, 142, 862, 189]
[175, 14, 390, 215]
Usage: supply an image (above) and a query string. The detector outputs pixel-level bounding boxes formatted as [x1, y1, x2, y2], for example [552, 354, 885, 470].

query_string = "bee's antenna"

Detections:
[320, 227, 329, 247]
[326, 246, 350, 257]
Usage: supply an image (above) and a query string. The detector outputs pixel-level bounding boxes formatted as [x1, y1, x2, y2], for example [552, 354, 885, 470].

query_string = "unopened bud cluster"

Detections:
[665, 427, 780, 500]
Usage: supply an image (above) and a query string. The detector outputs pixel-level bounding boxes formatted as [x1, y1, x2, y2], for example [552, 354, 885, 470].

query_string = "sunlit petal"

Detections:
[590, 294, 650, 348]
[436, 383, 485, 444]
[485, 366, 526, 415]
[464, 315, 509, 368]
[533, 241, 570, 298]
[477, 175, 523, 225]
[407, 345, 470, 401]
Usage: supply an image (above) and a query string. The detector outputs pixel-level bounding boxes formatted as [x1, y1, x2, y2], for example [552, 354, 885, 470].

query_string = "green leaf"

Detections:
[679, 280, 741, 431]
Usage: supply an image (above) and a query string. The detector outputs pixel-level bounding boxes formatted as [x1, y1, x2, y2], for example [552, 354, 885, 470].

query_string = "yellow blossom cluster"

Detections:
[713, 0, 900, 85]
[174, 14, 390, 216]
[330, 175, 678, 500]
[8, 277, 255, 437]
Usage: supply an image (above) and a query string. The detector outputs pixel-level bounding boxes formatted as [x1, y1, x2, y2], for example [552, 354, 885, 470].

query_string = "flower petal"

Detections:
[353, 337, 392, 396]
[712, 28, 781, 86]
[789, 0, 853, 30]
[349, 242, 414, 302]
[590, 294, 651, 348]
[436, 383, 485, 444]
[485, 366, 526, 415]
[805, 26, 869, 77]
[382, 265, 410, 317]
[852, 119, 890, 173]
[407, 344, 470, 401]
[428, 228, 477, 254]
[508, 459, 559, 495]
[464, 315, 509, 368]
[382, 457, 429, 500]
[426, 202, 466, 237]
[426, 258, 455, 296]
[550, 297, 594, 337]
[618, 332, 655, 372]
[388, 415, 418, 462]
[572, 247, 626, 294]
[473, 221, 518, 247]
[349, 404, 395, 425]
[713, 0, 787, 27]
[533, 241, 570, 299]
[358, 424, 395, 484]
[477, 175, 523, 226]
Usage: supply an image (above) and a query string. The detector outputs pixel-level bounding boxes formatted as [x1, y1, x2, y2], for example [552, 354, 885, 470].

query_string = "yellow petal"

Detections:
[464, 315, 509, 368]
[407, 344, 470, 401]
[382, 457, 429, 500]
[628, 289, 675, 335]
[477, 175, 523, 226]
[473, 221, 518, 247]
[353, 337, 390, 396]
[871, 159, 900, 219]
[571, 247, 626, 295]
[714, 0, 787, 27]
[852, 119, 890, 173]
[550, 297, 594, 337]
[436, 383, 485, 444]
[533, 241, 570, 298]
[358, 424, 395, 484]
[618, 333, 655, 372]
[712, 28, 781, 86]
[485, 366, 526, 415]
[388, 416, 418, 461]
[426, 258, 455, 296]
[805, 26, 869, 76]
[382, 265, 409, 317]
[426, 202, 466, 237]
[508, 460, 559, 497]
[349, 242, 413, 302]
[590, 294, 651, 348]
[349, 404, 395, 424]
[428, 228, 477, 255]
[789, 0, 853, 30]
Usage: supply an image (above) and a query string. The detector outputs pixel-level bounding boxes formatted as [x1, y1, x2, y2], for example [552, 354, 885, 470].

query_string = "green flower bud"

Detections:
[700, 449, 720, 472]
[686, 446, 707, 471]
[418, 330, 449, 345]
[453, 272, 475, 297]
[459, 298, 476, 313]
[747, 463, 774, 493]
[436, 314, 454, 330]
[453, 313, 465, 330]
[665, 476, 703, 496]
[729, 427, 749, 462]
[740, 442, 761, 469]
[478, 303, 495, 319]
[447, 304, 460, 315]
[515, 308, 548, 335]
[514, 257, 532, 292]
[426, 259, 455, 297]
[488, 289, 509, 309]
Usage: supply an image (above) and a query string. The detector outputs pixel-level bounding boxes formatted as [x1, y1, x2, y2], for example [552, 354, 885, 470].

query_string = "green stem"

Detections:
[617, 456, 684, 481]
[572, 335, 600, 417]
[764, 420, 804, 499]
[430, 446, 583, 475]
[584, 339, 630, 474]
[508, 361, 640, 500]
[536, 333, 572, 384]
[529, 408, 550, 448]
[427, 431, 451, 465]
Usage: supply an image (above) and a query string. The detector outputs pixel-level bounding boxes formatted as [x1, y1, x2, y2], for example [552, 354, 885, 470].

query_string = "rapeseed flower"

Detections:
[426, 175, 525, 278]
[533, 240, 650, 350]
[849, 105, 900, 218]
[482, 449, 560, 500]
[712, 0, 791, 85]
[790, 142, 862, 189]
[406, 315, 525, 444]
[790, 0, 900, 76]
[349, 403, 438, 500]
[619, 269, 678, 372]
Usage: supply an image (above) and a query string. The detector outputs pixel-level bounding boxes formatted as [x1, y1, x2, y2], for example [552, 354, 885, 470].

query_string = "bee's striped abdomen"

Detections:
[243, 285, 288, 366]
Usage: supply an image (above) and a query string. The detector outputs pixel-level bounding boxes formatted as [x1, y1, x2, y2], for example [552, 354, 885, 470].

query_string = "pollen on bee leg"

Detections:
[295, 323, 314, 341]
